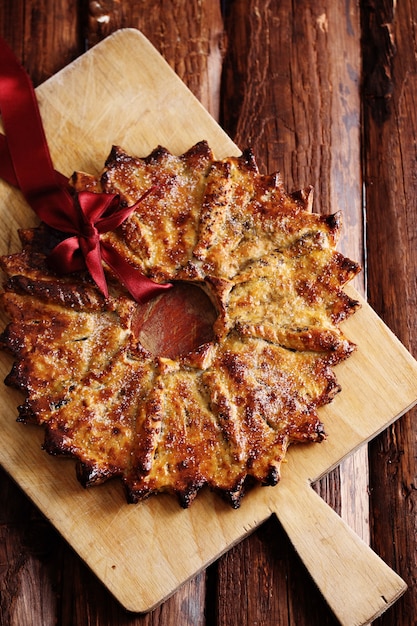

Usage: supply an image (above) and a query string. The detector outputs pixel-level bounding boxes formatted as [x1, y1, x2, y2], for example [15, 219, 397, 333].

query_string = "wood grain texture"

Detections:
[215, 516, 340, 626]
[0, 4, 83, 625]
[0, 0, 83, 85]
[362, 1, 417, 624]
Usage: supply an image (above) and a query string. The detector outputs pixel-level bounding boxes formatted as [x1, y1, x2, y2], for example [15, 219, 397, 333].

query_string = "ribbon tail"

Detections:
[0, 38, 58, 198]
[0, 36, 79, 231]
[82, 237, 109, 298]
[0, 132, 69, 190]
[100, 241, 172, 304]
[0, 134, 19, 186]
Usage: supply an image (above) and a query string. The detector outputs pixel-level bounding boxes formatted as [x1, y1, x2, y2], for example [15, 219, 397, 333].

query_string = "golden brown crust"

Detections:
[0, 143, 361, 507]
[99, 141, 214, 282]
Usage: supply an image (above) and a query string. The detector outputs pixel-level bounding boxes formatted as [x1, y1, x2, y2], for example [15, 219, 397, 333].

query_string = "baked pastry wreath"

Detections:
[0, 141, 360, 508]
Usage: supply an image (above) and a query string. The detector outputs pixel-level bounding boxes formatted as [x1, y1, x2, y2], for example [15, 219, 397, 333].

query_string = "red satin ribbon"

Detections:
[0, 37, 172, 302]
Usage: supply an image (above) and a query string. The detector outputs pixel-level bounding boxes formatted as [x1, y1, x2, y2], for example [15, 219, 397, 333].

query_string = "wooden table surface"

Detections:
[0, 1, 416, 625]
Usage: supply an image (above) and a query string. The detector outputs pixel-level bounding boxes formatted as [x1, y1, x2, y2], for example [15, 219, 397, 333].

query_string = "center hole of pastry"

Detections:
[133, 282, 217, 359]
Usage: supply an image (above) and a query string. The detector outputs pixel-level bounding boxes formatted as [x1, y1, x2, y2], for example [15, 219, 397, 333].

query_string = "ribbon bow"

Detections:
[0, 37, 172, 302]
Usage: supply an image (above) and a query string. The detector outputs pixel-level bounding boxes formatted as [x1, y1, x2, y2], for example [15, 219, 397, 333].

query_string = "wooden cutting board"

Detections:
[0, 29, 416, 626]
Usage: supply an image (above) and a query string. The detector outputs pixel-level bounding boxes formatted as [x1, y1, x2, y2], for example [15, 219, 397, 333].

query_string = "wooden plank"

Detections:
[215, 515, 341, 626]
[219, 11, 369, 625]
[86, 0, 225, 120]
[0, 3, 83, 625]
[0, 0, 82, 86]
[362, 1, 417, 624]
[219, 2, 363, 619]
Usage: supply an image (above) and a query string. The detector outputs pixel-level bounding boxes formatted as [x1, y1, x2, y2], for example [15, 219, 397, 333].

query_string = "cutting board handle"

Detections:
[268, 480, 406, 626]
